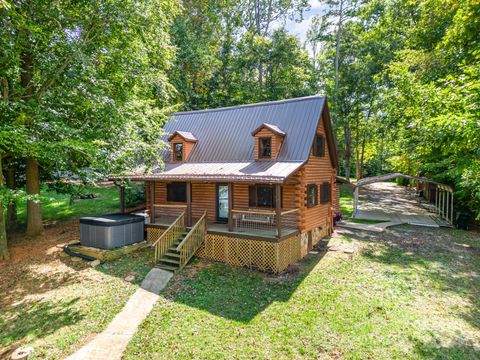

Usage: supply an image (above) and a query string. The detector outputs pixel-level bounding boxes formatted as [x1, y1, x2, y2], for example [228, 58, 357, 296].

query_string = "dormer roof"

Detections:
[168, 131, 197, 142]
[251, 123, 286, 137]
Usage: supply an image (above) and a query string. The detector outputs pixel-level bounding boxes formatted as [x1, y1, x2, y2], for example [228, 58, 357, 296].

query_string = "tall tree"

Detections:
[380, 0, 480, 217]
[0, 0, 179, 236]
[0, 154, 7, 260]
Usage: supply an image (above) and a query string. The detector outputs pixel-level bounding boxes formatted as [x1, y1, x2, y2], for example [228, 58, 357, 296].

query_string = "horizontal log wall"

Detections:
[289, 115, 336, 233]
[147, 181, 300, 224]
[232, 183, 296, 210]
[146, 181, 217, 223]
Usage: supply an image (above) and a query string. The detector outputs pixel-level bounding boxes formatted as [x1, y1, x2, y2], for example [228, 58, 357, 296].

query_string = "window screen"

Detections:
[173, 143, 183, 161]
[313, 135, 325, 157]
[259, 137, 272, 158]
[167, 182, 187, 202]
[320, 183, 331, 204]
[306, 184, 318, 208]
[248, 185, 282, 208]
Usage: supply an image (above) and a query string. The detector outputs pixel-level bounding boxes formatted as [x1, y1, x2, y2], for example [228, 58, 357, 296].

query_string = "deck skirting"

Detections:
[145, 224, 331, 273]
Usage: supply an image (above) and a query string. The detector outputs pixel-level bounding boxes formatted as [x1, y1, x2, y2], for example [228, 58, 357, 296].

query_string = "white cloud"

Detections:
[271, 0, 327, 53]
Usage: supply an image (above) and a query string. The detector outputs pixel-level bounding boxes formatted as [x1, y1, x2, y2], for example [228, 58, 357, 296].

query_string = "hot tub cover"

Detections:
[79, 214, 144, 227]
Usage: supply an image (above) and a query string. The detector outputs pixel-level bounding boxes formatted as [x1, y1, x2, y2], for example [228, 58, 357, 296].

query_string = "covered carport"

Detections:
[351, 173, 454, 228]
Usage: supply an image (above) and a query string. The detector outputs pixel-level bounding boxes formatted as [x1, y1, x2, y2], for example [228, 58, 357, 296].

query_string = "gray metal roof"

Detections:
[116, 96, 338, 182]
[120, 161, 304, 183]
[162, 95, 328, 163]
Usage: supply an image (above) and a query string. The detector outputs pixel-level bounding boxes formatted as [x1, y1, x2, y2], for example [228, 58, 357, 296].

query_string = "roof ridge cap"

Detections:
[173, 95, 325, 116]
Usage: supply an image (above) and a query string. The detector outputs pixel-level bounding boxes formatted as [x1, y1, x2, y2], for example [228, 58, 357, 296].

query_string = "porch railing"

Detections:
[151, 211, 185, 263]
[231, 208, 298, 237]
[152, 204, 187, 224]
[176, 211, 207, 270]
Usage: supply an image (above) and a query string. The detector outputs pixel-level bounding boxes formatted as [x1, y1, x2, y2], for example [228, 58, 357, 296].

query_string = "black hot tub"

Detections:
[79, 214, 145, 250]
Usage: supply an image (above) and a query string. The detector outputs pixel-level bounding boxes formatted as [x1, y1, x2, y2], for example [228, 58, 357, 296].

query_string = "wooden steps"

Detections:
[155, 236, 184, 272]
[153, 213, 207, 274]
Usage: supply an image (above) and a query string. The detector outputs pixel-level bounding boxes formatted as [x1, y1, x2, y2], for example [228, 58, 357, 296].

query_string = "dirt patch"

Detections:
[1, 222, 80, 268]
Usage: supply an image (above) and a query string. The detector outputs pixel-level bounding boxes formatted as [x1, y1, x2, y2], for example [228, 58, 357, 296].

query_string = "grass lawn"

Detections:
[124, 226, 480, 359]
[339, 184, 354, 218]
[15, 183, 144, 225]
[0, 236, 154, 360]
[2, 183, 479, 359]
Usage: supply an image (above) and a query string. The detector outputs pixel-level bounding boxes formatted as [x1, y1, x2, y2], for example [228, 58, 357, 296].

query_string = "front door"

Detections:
[216, 183, 229, 222]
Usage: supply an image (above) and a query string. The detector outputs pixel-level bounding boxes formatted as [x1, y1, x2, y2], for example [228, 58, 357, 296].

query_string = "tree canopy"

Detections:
[0, 0, 479, 256]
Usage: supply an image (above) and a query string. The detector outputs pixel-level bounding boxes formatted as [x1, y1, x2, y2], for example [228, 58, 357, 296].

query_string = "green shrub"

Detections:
[125, 183, 145, 208]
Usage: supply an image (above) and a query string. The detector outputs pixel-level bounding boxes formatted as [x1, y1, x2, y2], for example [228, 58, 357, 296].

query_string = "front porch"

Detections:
[147, 210, 299, 241]
[126, 180, 305, 273]
[145, 181, 300, 240]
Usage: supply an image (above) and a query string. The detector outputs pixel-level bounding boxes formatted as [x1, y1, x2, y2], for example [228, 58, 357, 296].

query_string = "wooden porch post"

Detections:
[228, 182, 233, 232]
[149, 181, 155, 223]
[276, 184, 282, 238]
[443, 189, 447, 219]
[450, 191, 454, 225]
[186, 182, 192, 227]
[119, 186, 125, 214]
[442, 189, 446, 219]
[439, 188, 442, 217]
[445, 191, 450, 222]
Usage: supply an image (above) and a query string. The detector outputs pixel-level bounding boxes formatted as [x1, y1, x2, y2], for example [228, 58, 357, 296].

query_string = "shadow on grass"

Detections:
[412, 336, 480, 359]
[92, 248, 154, 287]
[1, 260, 86, 311]
[0, 298, 83, 349]
[345, 226, 480, 332]
[161, 246, 328, 323]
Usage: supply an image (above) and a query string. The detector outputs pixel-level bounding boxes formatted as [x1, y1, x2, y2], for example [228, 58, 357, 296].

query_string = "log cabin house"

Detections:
[118, 95, 339, 273]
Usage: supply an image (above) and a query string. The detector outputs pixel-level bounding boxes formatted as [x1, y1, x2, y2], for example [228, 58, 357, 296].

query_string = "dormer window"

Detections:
[259, 138, 271, 158]
[168, 131, 197, 162]
[252, 123, 285, 161]
[173, 143, 183, 161]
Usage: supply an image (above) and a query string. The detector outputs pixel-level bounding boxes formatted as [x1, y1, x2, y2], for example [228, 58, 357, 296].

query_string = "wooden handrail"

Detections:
[281, 208, 299, 215]
[232, 209, 276, 215]
[176, 211, 207, 271]
[151, 211, 186, 263]
[231, 208, 299, 216]
[151, 211, 186, 248]
[153, 204, 188, 208]
[176, 211, 207, 252]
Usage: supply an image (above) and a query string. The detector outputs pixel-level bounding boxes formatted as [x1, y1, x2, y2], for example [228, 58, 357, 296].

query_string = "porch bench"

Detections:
[240, 212, 274, 225]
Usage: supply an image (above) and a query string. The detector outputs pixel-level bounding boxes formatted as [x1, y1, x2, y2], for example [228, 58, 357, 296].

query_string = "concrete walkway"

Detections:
[337, 220, 402, 233]
[353, 182, 440, 228]
[66, 268, 172, 360]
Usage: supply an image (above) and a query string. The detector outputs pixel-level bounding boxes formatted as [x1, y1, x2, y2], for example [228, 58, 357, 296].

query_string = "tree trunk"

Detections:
[21, 38, 43, 237]
[0, 155, 9, 260]
[358, 136, 366, 180]
[6, 161, 17, 232]
[26, 157, 43, 236]
[333, 0, 344, 108]
[344, 120, 351, 181]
